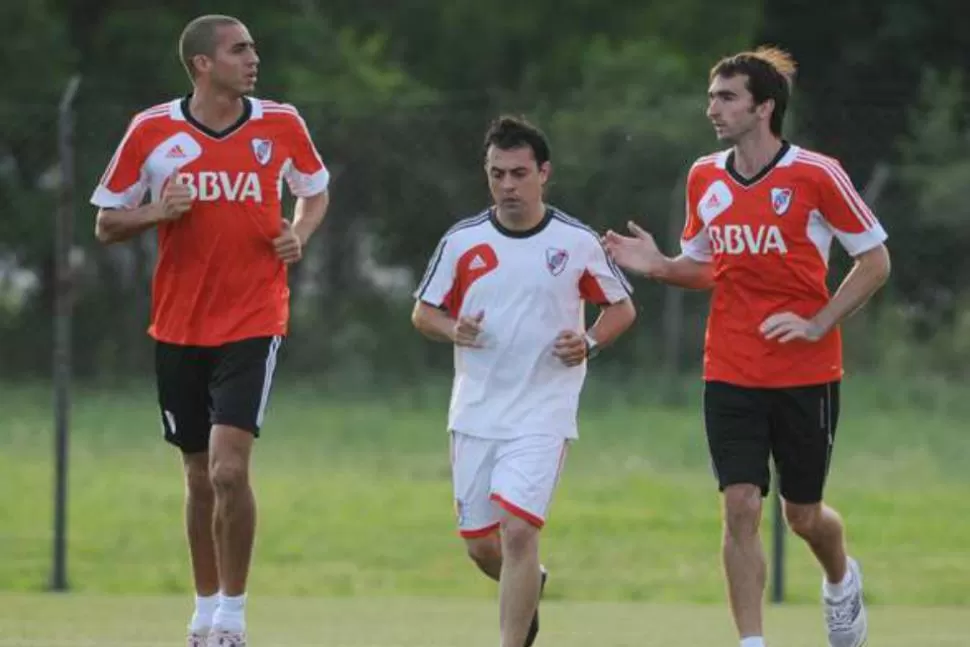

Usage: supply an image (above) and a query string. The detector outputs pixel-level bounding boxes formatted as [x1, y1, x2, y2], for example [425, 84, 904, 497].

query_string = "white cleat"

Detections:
[187, 630, 209, 647]
[823, 557, 868, 647]
[207, 629, 247, 647]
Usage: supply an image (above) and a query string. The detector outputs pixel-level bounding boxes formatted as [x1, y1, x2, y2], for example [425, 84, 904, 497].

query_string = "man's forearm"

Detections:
[813, 245, 891, 333]
[95, 204, 163, 244]
[653, 255, 715, 290]
[588, 298, 637, 347]
[412, 302, 456, 343]
[292, 191, 329, 245]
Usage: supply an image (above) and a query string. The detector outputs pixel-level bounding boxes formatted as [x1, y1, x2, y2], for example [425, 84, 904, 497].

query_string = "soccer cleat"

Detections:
[207, 629, 247, 647]
[823, 558, 868, 647]
[524, 565, 548, 647]
[187, 631, 209, 647]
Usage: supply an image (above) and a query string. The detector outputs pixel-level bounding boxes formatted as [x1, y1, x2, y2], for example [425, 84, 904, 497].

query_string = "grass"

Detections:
[2, 376, 970, 610]
[1, 594, 967, 647]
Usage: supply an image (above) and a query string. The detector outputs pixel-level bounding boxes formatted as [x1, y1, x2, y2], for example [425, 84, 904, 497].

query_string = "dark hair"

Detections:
[710, 46, 797, 136]
[179, 14, 243, 80]
[483, 115, 551, 166]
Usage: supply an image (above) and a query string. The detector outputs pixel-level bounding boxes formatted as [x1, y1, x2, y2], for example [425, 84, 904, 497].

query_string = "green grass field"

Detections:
[1, 594, 967, 646]
[2, 376, 969, 644]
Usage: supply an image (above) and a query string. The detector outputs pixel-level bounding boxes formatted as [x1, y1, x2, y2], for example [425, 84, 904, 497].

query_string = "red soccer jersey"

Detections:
[91, 96, 329, 346]
[680, 143, 887, 387]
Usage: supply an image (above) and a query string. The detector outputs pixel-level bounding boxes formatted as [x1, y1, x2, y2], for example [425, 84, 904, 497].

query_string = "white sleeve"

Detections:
[90, 115, 149, 209]
[413, 235, 456, 308]
[680, 231, 713, 262]
[281, 107, 330, 197]
[813, 158, 888, 257]
[580, 237, 633, 304]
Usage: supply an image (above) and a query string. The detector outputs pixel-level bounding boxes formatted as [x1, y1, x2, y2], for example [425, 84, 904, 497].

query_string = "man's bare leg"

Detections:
[722, 484, 766, 642]
[498, 515, 541, 647]
[208, 425, 255, 634]
[783, 501, 847, 583]
[465, 531, 502, 581]
[182, 453, 220, 637]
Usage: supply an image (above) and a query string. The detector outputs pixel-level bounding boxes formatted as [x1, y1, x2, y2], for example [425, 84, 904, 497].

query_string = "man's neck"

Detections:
[188, 85, 244, 132]
[732, 131, 784, 179]
[495, 202, 546, 232]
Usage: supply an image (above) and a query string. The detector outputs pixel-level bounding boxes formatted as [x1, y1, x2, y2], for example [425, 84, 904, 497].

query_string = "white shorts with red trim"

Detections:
[450, 431, 569, 538]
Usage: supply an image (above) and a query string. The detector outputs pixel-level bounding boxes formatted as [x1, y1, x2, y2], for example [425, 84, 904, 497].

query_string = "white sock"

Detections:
[740, 637, 765, 647]
[189, 593, 218, 633]
[824, 559, 854, 599]
[212, 592, 247, 632]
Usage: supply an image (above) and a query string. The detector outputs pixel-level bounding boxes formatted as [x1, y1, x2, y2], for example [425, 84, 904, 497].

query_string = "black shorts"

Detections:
[155, 336, 284, 454]
[703, 380, 840, 504]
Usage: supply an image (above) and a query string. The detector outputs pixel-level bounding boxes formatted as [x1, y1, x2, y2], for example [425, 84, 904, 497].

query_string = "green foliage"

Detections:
[897, 70, 970, 228]
[0, 0, 75, 258]
[0, 0, 965, 380]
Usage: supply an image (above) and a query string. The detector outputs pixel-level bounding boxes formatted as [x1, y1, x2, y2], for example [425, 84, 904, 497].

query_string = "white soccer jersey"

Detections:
[415, 206, 632, 440]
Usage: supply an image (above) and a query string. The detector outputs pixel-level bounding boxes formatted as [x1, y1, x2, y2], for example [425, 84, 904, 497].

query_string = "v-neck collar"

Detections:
[179, 94, 252, 140]
[725, 141, 791, 188]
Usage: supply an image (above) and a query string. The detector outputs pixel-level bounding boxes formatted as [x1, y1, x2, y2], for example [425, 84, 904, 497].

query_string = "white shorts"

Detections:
[449, 431, 570, 538]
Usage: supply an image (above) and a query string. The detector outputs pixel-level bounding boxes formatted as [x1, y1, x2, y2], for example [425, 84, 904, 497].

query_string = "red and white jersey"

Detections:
[680, 143, 887, 387]
[416, 207, 632, 439]
[90, 96, 329, 346]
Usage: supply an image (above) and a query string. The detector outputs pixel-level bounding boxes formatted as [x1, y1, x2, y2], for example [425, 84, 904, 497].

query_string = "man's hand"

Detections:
[603, 221, 667, 278]
[273, 220, 303, 264]
[760, 312, 825, 343]
[452, 310, 485, 348]
[553, 330, 587, 367]
[159, 169, 193, 222]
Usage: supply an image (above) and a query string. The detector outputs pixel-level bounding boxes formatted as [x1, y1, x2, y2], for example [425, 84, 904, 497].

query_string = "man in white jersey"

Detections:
[412, 116, 636, 647]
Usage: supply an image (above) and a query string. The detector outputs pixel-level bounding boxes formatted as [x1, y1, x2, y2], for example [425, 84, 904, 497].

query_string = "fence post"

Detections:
[661, 172, 688, 402]
[51, 74, 81, 593]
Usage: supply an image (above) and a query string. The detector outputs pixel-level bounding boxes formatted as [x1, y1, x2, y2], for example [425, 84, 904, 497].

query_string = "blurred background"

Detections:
[4, 0, 970, 382]
[2, 1, 969, 645]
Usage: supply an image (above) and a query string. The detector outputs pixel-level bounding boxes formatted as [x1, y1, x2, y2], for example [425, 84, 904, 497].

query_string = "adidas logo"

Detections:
[706, 193, 720, 209]
[166, 145, 187, 158]
[469, 255, 487, 270]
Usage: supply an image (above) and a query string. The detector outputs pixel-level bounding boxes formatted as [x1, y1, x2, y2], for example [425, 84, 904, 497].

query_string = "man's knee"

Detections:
[209, 425, 253, 494]
[722, 484, 763, 540]
[465, 533, 501, 570]
[500, 514, 540, 557]
[209, 457, 249, 494]
[783, 500, 821, 538]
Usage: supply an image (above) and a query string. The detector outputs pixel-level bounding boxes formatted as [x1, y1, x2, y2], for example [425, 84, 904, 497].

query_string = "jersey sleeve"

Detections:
[680, 165, 713, 262]
[90, 115, 150, 209]
[579, 237, 633, 305]
[413, 234, 457, 309]
[815, 158, 888, 256]
[281, 106, 330, 197]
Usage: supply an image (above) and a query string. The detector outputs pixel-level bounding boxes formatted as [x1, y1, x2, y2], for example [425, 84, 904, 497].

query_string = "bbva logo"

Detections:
[709, 224, 788, 255]
[176, 171, 263, 203]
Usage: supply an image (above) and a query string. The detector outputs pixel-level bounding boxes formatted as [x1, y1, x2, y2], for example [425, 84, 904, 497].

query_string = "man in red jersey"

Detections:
[605, 47, 889, 647]
[91, 14, 330, 647]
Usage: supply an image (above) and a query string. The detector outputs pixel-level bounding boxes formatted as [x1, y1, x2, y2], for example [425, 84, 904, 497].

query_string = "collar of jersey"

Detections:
[725, 140, 791, 187]
[489, 206, 553, 239]
[179, 94, 252, 140]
